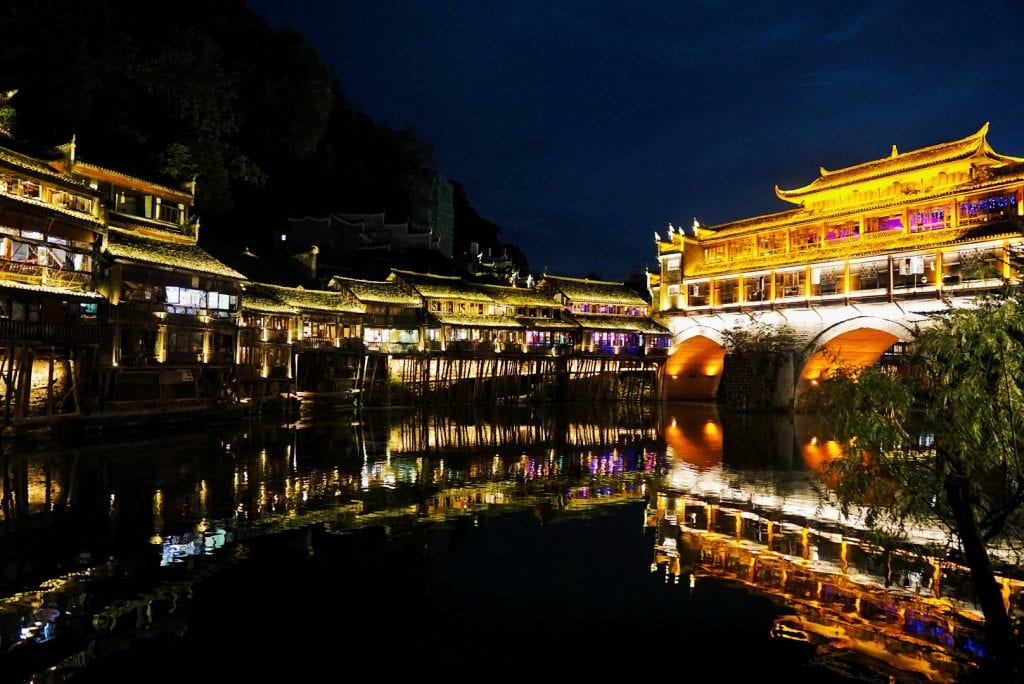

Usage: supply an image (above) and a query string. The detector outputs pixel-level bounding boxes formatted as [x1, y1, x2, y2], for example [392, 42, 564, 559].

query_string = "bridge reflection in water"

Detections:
[0, 403, 1019, 682]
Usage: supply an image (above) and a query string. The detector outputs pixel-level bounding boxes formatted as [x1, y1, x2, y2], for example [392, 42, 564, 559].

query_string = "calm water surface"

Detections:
[0, 402, 1004, 683]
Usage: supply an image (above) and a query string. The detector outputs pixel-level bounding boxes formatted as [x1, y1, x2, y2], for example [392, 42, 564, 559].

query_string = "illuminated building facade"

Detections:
[654, 124, 1024, 315]
[389, 269, 514, 352]
[328, 275, 422, 353]
[0, 125, 105, 418]
[52, 139, 246, 405]
[537, 274, 670, 354]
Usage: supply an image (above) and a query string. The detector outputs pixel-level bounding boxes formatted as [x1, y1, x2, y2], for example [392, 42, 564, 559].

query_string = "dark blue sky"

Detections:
[245, 0, 1024, 281]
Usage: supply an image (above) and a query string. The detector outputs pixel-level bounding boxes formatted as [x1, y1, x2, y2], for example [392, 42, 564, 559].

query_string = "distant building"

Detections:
[280, 173, 455, 280]
[282, 211, 446, 281]
[409, 170, 454, 258]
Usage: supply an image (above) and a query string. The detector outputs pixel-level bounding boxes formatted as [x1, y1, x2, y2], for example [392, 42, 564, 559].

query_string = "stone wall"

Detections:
[717, 351, 796, 412]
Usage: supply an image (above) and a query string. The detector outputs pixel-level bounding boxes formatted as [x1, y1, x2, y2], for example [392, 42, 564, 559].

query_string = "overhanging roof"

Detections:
[105, 227, 246, 280]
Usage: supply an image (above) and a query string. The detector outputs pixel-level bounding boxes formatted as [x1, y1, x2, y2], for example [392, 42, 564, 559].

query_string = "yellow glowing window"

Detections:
[730, 238, 755, 260]
[703, 244, 727, 264]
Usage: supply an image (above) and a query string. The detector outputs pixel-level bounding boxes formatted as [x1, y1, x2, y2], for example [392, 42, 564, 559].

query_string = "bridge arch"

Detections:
[662, 326, 727, 401]
[794, 315, 921, 400]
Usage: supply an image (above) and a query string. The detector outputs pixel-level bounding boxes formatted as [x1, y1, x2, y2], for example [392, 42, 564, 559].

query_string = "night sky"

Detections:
[244, 0, 1024, 281]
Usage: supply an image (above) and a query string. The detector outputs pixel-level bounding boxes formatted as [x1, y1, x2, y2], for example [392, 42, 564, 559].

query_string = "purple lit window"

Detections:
[879, 216, 902, 231]
[960, 194, 1017, 220]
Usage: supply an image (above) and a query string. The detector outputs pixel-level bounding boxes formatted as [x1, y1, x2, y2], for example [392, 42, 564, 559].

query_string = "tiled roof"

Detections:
[105, 227, 246, 279]
[249, 281, 363, 314]
[0, 279, 105, 300]
[0, 191, 102, 226]
[427, 313, 523, 329]
[0, 146, 88, 186]
[330, 276, 422, 305]
[390, 269, 493, 301]
[518, 318, 579, 331]
[477, 283, 560, 306]
[52, 159, 193, 202]
[775, 123, 1022, 202]
[690, 176, 1024, 244]
[239, 283, 297, 314]
[540, 275, 648, 305]
[569, 313, 671, 334]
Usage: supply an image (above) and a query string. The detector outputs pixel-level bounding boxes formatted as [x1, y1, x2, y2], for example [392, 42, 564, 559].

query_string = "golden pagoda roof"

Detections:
[774, 123, 1022, 204]
[389, 269, 493, 302]
[105, 227, 246, 280]
[539, 275, 649, 306]
[329, 275, 421, 306]
[666, 161, 1024, 246]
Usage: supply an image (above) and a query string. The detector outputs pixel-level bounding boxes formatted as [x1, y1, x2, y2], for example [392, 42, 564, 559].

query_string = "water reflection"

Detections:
[0, 402, 1018, 682]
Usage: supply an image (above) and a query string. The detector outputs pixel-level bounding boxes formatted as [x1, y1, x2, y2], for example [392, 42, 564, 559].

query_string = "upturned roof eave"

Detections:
[774, 123, 1024, 203]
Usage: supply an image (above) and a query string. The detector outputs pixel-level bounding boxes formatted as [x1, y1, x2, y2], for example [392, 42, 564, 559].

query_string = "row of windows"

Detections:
[571, 303, 647, 315]
[0, 173, 94, 215]
[0, 237, 93, 272]
[426, 299, 583, 319]
[116, 193, 186, 226]
[0, 297, 97, 322]
[670, 247, 1004, 306]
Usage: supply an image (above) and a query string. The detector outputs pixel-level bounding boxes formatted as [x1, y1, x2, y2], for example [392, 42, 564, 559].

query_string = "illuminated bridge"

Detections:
[649, 123, 1024, 406]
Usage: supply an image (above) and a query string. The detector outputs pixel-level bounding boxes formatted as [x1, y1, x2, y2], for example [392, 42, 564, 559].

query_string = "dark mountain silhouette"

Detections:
[0, 0, 528, 283]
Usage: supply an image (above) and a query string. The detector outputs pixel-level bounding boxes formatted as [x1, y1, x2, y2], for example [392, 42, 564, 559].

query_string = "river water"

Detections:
[0, 401, 1008, 683]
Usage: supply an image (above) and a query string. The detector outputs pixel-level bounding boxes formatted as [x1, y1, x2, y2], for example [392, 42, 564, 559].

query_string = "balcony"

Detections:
[0, 260, 94, 289]
[0, 319, 100, 345]
[293, 336, 366, 352]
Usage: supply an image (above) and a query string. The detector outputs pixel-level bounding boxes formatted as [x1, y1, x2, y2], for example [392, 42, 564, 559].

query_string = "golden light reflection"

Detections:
[151, 489, 164, 543]
[801, 437, 845, 472]
[663, 335, 726, 400]
[648, 498, 986, 684]
[664, 408, 723, 469]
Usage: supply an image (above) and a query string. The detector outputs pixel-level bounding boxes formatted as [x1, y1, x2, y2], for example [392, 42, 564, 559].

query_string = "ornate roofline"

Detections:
[774, 123, 1023, 204]
[51, 157, 194, 203]
[679, 162, 1024, 244]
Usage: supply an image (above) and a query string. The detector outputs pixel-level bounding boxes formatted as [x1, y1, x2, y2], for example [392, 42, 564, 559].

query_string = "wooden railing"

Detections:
[0, 318, 100, 345]
[293, 337, 365, 352]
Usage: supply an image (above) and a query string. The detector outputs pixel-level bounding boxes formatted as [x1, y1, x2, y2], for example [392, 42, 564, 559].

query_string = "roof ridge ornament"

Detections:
[891, 144, 899, 158]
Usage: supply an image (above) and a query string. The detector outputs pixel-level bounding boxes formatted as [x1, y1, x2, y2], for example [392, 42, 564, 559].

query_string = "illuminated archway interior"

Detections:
[663, 335, 726, 400]
[800, 328, 901, 386]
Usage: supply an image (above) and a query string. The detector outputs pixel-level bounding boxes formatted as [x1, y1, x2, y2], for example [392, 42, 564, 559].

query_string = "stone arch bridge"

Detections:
[656, 297, 969, 409]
